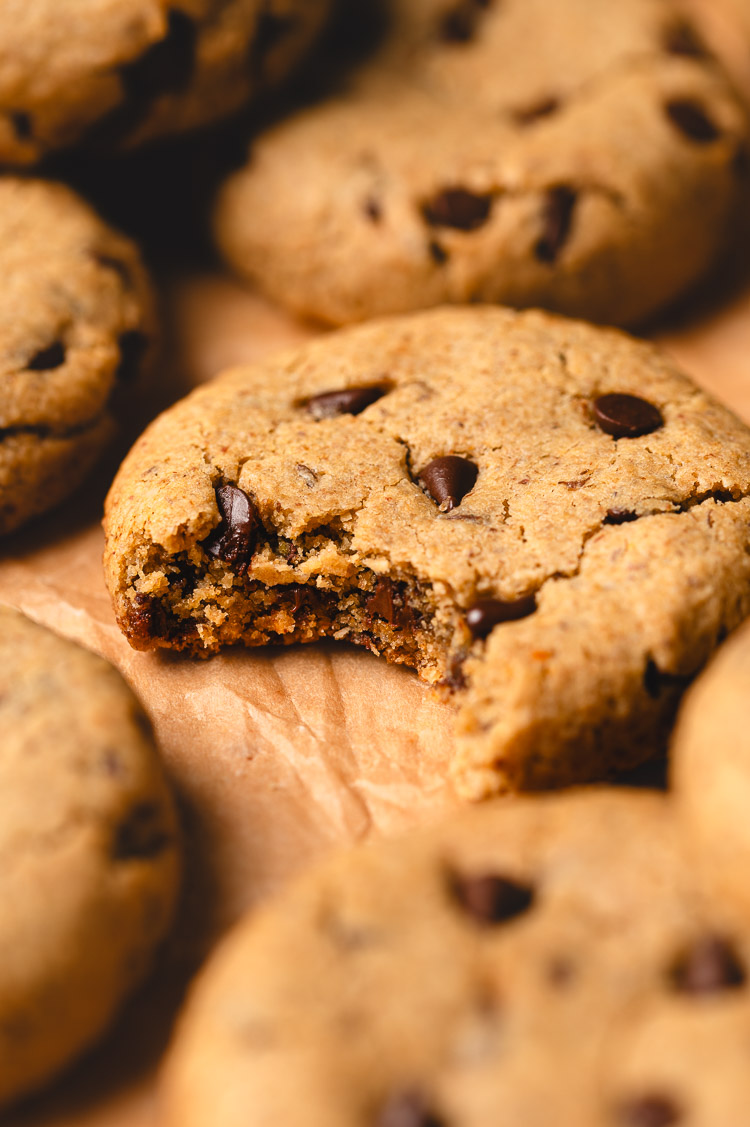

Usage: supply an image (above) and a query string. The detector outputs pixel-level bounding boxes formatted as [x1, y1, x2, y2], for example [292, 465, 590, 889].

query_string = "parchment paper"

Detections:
[4, 2, 750, 1118]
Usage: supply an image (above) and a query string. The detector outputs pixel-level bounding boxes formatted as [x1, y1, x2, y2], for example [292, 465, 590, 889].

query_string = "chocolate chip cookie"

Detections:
[0, 0, 331, 164]
[162, 790, 750, 1126]
[672, 619, 750, 923]
[0, 176, 155, 535]
[214, 0, 747, 327]
[0, 606, 180, 1110]
[103, 306, 750, 797]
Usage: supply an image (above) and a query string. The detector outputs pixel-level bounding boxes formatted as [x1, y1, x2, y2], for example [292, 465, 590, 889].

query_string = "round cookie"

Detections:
[103, 306, 750, 797]
[0, 176, 155, 536]
[672, 619, 750, 922]
[0, 0, 332, 165]
[0, 606, 180, 1110]
[215, 0, 748, 328]
[162, 790, 750, 1127]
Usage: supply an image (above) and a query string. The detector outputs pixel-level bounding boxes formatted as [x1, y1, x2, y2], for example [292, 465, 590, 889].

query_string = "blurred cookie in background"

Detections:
[0, 0, 333, 165]
[0, 606, 181, 1111]
[0, 176, 156, 535]
[215, 0, 749, 328]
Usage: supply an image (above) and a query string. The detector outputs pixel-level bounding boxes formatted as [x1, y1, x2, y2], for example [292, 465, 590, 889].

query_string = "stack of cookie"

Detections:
[5, 0, 750, 1122]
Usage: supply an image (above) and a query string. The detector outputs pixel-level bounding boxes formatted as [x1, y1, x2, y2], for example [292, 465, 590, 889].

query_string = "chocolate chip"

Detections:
[662, 20, 707, 57]
[122, 10, 196, 101]
[116, 330, 149, 382]
[368, 578, 396, 625]
[428, 240, 449, 265]
[670, 936, 746, 994]
[615, 1095, 682, 1127]
[419, 455, 478, 510]
[204, 485, 258, 574]
[665, 99, 720, 144]
[28, 341, 65, 371]
[450, 872, 534, 925]
[466, 595, 536, 639]
[113, 802, 170, 860]
[129, 593, 167, 645]
[305, 385, 387, 419]
[592, 394, 664, 439]
[364, 197, 383, 223]
[534, 186, 577, 263]
[10, 110, 31, 140]
[377, 1091, 444, 1127]
[603, 509, 639, 526]
[438, 0, 492, 43]
[422, 188, 494, 231]
[513, 96, 560, 125]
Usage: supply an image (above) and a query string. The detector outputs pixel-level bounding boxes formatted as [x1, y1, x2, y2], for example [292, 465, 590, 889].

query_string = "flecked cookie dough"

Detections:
[672, 619, 750, 922]
[103, 307, 750, 797]
[215, 0, 748, 327]
[0, 176, 156, 535]
[0, 606, 180, 1110]
[0, 0, 331, 165]
[162, 790, 750, 1127]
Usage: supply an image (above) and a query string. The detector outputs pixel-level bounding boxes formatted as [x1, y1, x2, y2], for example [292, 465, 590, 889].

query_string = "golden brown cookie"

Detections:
[0, 606, 180, 1110]
[214, 0, 748, 327]
[163, 790, 750, 1127]
[0, 176, 155, 535]
[103, 307, 750, 797]
[672, 619, 750, 923]
[0, 0, 331, 164]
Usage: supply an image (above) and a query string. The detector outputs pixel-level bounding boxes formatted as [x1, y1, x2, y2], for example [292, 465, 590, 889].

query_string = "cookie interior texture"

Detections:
[162, 790, 750, 1127]
[104, 307, 750, 797]
[0, 0, 332, 164]
[0, 607, 180, 1109]
[672, 617, 750, 923]
[0, 177, 156, 535]
[215, 0, 748, 327]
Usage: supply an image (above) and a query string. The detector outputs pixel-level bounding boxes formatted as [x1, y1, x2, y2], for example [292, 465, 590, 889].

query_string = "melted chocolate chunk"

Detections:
[419, 455, 478, 510]
[615, 1095, 682, 1127]
[665, 99, 720, 144]
[129, 593, 167, 644]
[367, 578, 414, 630]
[428, 239, 449, 265]
[670, 936, 746, 994]
[377, 1091, 444, 1127]
[466, 595, 536, 639]
[662, 19, 707, 57]
[116, 330, 149, 382]
[28, 341, 65, 371]
[592, 394, 664, 439]
[113, 801, 170, 860]
[422, 188, 494, 231]
[10, 110, 31, 140]
[305, 385, 387, 419]
[204, 485, 258, 574]
[534, 186, 577, 263]
[450, 871, 534, 925]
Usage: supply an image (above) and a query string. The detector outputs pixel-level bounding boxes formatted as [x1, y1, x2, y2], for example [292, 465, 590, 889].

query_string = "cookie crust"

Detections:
[104, 307, 750, 796]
